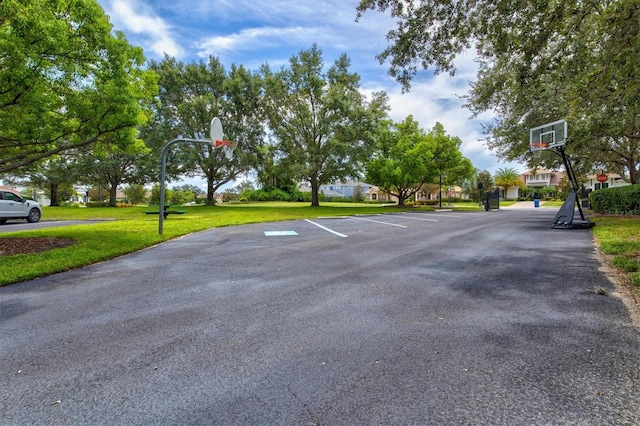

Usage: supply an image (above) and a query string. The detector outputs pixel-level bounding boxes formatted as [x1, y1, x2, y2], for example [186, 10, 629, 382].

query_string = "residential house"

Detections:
[365, 186, 398, 203]
[311, 181, 398, 203]
[317, 181, 373, 199]
[415, 185, 467, 202]
[0, 184, 51, 206]
[584, 173, 630, 191]
[510, 169, 566, 199]
[514, 169, 631, 199]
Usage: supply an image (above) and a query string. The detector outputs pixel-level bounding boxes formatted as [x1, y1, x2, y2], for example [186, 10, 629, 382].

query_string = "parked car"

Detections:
[0, 190, 42, 224]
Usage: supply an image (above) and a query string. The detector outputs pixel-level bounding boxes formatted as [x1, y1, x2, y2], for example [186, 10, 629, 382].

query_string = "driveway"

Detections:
[1, 208, 639, 425]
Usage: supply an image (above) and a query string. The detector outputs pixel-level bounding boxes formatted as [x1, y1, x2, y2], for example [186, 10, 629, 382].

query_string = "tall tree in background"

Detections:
[366, 116, 439, 205]
[0, 0, 157, 174]
[254, 144, 299, 193]
[261, 45, 389, 207]
[142, 56, 263, 204]
[429, 122, 475, 206]
[366, 118, 473, 206]
[17, 156, 80, 206]
[76, 140, 151, 207]
[356, 0, 640, 182]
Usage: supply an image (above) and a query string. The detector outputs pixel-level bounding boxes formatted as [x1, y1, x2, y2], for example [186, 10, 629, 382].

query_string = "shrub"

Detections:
[590, 185, 640, 215]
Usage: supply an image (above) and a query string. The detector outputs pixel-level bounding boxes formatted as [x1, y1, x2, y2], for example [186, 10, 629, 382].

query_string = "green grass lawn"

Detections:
[591, 215, 640, 289]
[2, 202, 637, 294]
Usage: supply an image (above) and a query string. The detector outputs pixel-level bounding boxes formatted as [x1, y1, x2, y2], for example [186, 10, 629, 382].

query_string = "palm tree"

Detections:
[494, 167, 523, 200]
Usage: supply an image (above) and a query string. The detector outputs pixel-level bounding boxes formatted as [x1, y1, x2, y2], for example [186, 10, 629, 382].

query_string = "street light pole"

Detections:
[439, 164, 443, 208]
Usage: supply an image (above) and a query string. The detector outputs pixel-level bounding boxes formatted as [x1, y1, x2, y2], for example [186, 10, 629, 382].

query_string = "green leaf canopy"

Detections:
[0, 0, 156, 174]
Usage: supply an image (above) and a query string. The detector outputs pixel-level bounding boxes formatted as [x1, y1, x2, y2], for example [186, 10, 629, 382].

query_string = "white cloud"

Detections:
[96, 0, 522, 176]
[196, 26, 318, 57]
[102, 0, 182, 58]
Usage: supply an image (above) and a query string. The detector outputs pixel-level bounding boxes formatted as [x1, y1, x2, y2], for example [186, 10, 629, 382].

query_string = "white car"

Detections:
[0, 190, 42, 224]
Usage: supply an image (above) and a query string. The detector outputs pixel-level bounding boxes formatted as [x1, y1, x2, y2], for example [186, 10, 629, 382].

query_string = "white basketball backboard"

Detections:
[530, 119, 567, 151]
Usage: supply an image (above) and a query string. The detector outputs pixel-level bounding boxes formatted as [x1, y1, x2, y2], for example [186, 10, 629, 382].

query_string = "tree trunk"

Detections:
[49, 182, 59, 206]
[310, 174, 320, 207]
[109, 184, 118, 207]
[629, 159, 638, 184]
[397, 188, 407, 206]
[206, 177, 215, 205]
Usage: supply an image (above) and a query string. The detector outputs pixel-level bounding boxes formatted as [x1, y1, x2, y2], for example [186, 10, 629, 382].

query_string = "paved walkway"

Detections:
[502, 200, 547, 209]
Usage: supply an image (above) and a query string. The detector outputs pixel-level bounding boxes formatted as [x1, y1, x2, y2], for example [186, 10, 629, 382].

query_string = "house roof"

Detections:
[521, 169, 561, 176]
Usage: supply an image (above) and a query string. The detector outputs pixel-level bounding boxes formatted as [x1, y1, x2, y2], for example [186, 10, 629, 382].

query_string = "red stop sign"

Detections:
[597, 174, 608, 183]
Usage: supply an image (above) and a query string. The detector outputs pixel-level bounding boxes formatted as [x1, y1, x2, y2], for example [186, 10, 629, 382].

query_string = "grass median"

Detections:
[591, 215, 640, 291]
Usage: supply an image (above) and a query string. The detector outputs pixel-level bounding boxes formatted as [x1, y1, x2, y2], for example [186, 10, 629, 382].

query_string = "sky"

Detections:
[96, 0, 523, 188]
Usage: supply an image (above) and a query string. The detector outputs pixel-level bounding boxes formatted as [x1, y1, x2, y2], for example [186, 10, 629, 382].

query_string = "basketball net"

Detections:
[531, 142, 549, 161]
[215, 139, 237, 160]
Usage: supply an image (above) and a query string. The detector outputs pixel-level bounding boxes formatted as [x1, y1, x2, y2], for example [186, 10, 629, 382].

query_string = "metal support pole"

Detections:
[158, 138, 215, 234]
[439, 165, 443, 208]
[557, 146, 587, 222]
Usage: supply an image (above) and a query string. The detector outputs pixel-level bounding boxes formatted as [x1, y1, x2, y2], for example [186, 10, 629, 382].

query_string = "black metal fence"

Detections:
[484, 188, 500, 211]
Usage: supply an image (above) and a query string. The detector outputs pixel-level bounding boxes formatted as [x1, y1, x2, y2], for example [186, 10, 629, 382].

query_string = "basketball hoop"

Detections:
[529, 119, 567, 151]
[215, 139, 237, 160]
[531, 142, 549, 149]
[210, 117, 237, 160]
[157, 116, 239, 235]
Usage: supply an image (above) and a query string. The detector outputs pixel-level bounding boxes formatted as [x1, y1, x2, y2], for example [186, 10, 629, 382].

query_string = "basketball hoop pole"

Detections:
[529, 119, 593, 229]
[556, 145, 588, 222]
[157, 117, 235, 234]
[158, 137, 217, 234]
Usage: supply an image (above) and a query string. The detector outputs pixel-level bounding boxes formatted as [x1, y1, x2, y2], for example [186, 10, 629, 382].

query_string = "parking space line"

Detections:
[407, 213, 464, 219]
[398, 215, 438, 222]
[351, 217, 408, 228]
[304, 219, 348, 238]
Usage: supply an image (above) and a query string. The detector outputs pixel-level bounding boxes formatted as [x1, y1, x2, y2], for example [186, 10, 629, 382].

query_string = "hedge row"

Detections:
[590, 184, 640, 215]
[241, 189, 316, 202]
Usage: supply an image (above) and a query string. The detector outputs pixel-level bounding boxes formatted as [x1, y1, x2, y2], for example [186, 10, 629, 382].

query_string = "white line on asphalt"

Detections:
[351, 217, 408, 228]
[397, 215, 439, 222]
[408, 213, 465, 219]
[304, 219, 348, 237]
[264, 231, 298, 236]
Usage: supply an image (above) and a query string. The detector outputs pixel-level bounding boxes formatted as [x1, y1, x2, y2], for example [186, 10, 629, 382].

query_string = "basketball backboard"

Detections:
[210, 116, 237, 159]
[210, 117, 223, 143]
[530, 119, 567, 152]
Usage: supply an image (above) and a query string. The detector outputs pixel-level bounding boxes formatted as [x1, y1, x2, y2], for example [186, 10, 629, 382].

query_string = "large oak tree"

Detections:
[261, 44, 389, 207]
[357, 0, 640, 183]
[366, 117, 473, 205]
[0, 0, 157, 174]
[142, 56, 263, 205]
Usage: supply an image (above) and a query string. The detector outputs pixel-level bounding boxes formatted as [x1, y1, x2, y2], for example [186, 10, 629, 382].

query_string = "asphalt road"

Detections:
[0, 219, 107, 233]
[2, 207, 639, 425]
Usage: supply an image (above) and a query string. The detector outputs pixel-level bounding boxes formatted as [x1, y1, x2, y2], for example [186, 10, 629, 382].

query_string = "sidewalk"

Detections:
[502, 201, 547, 209]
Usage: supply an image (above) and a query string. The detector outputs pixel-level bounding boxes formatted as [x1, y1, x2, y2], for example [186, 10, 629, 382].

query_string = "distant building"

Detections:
[511, 169, 631, 199]
[584, 173, 629, 191]
[317, 181, 373, 199]
[303, 181, 398, 203]
[505, 169, 567, 199]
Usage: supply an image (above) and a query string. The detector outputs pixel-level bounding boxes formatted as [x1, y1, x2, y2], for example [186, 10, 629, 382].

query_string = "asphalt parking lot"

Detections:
[2, 208, 639, 425]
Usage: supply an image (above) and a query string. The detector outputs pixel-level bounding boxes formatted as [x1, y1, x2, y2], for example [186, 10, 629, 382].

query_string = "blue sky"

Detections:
[97, 0, 522, 187]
